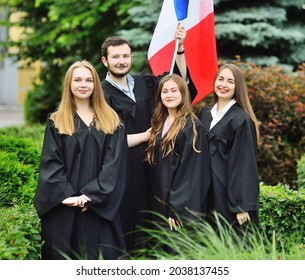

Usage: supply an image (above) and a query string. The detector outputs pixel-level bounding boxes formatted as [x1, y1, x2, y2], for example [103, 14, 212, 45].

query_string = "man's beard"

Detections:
[108, 67, 130, 78]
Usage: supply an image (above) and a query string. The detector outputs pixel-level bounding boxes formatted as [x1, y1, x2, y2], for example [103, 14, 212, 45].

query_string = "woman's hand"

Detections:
[168, 217, 182, 231]
[62, 194, 91, 212]
[236, 212, 250, 225]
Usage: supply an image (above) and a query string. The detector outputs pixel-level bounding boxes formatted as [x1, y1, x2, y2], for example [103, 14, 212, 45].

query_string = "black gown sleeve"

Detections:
[227, 118, 259, 213]
[34, 119, 76, 218]
[81, 125, 128, 221]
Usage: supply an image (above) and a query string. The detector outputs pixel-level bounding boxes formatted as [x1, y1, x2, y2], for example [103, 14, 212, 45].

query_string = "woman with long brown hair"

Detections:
[198, 63, 260, 234]
[146, 74, 210, 230]
[34, 60, 127, 259]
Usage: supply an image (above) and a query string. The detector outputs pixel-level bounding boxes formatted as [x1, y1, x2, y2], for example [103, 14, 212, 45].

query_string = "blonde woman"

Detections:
[198, 63, 260, 234]
[146, 74, 210, 230]
[34, 60, 127, 259]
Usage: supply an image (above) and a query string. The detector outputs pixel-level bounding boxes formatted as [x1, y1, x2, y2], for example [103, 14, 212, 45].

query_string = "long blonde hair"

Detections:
[214, 64, 260, 145]
[50, 60, 121, 135]
[146, 74, 200, 165]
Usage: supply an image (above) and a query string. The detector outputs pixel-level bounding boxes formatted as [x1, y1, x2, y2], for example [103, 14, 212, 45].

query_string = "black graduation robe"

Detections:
[198, 104, 259, 230]
[34, 114, 127, 260]
[102, 67, 197, 251]
[151, 117, 211, 223]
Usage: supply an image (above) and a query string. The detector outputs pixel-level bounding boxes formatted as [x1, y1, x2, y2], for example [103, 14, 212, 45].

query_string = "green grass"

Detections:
[124, 212, 305, 260]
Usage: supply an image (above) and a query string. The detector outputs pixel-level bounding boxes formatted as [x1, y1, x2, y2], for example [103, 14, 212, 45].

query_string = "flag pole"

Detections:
[170, 38, 179, 74]
[170, 19, 183, 74]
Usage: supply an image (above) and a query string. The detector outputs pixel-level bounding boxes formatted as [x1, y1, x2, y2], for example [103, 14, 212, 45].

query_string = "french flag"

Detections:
[148, 0, 218, 103]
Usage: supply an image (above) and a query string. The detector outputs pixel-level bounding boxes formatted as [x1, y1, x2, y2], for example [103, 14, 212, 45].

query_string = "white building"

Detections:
[0, 9, 37, 106]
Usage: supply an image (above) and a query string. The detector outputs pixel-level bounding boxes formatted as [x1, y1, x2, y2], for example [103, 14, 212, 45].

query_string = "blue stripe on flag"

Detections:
[174, 0, 189, 21]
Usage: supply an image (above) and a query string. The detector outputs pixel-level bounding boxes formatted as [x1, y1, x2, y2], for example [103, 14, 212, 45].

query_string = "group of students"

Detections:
[34, 23, 260, 260]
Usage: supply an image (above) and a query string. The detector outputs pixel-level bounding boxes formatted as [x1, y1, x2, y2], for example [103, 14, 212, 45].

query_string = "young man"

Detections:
[101, 23, 197, 253]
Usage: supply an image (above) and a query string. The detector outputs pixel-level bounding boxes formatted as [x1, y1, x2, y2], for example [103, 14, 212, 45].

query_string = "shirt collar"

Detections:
[211, 98, 237, 118]
[105, 73, 134, 93]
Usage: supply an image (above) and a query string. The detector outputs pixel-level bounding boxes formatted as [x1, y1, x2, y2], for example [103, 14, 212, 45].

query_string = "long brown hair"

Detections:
[145, 74, 200, 165]
[50, 60, 121, 135]
[213, 64, 260, 145]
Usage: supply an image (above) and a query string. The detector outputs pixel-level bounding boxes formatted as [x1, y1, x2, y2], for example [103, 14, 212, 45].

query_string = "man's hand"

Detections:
[175, 22, 186, 48]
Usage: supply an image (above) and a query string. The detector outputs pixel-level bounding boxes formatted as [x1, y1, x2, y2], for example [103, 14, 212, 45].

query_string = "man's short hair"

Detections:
[101, 37, 132, 58]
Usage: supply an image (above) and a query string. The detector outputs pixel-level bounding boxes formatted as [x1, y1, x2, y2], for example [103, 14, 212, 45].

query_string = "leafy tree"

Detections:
[213, 0, 305, 70]
[0, 0, 138, 123]
[117, 0, 162, 72]
[121, 0, 305, 70]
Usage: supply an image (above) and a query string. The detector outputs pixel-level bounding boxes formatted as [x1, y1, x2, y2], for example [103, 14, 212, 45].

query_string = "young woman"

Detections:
[198, 63, 260, 234]
[145, 74, 210, 230]
[34, 60, 127, 259]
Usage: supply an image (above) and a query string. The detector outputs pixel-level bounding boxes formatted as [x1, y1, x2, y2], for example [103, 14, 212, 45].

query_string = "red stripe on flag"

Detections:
[187, 12, 218, 103]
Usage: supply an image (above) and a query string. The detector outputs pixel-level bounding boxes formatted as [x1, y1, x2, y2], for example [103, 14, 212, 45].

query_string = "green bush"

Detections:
[0, 125, 42, 206]
[0, 125, 42, 259]
[0, 129, 42, 164]
[297, 154, 305, 190]
[0, 204, 41, 260]
[0, 151, 37, 206]
[0, 124, 45, 145]
[246, 63, 305, 188]
[259, 183, 305, 249]
[0, 135, 41, 172]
